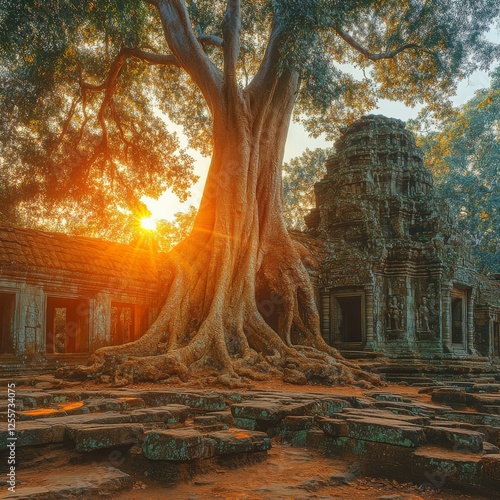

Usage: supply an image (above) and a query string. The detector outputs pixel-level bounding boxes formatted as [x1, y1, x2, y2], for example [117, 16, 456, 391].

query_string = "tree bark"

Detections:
[71, 65, 380, 388]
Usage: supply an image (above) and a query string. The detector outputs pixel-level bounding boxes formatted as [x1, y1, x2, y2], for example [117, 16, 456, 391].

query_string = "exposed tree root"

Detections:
[62, 229, 383, 389]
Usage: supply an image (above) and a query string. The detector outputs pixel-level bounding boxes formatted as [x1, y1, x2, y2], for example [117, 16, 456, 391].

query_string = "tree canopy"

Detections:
[1, 1, 499, 242]
[282, 147, 329, 230]
[410, 66, 500, 273]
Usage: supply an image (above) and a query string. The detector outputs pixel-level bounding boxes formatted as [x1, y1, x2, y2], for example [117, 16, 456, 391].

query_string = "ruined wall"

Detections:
[307, 115, 491, 358]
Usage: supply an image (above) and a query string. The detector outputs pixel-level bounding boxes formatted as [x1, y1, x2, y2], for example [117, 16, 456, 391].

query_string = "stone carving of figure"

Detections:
[417, 296, 431, 331]
[387, 296, 403, 330]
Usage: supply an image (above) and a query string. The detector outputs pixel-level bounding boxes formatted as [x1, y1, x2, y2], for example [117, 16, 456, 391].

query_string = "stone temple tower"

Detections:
[306, 115, 487, 359]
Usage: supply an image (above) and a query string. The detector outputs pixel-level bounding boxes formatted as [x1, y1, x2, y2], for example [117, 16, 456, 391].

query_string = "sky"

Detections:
[143, 66, 494, 223]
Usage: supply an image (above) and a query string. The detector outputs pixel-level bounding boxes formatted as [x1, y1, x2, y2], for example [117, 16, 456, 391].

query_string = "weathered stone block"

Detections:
[424, 426, 484, 453]
[206, 410, 234, 426]
[18, 392, 54, 409]
[129, 404, 190, 424]
[142, 428, 207, 461]
[342, 408, 430, 426]
[367, 392, 413, 403]
[478, 454, 500, 489]
[0, 421, 65, 449]
[233, 417, 259, 431]
[281, 416, 315, 431]
[345, 417, 425, 447]
[206, 429, 271, 455]
[317, 417, 348, 437]
[231, 401, 286, 422]
[72, 423, 144, 452]
[84, 397, 145, 412]
[483, 442, 500, 454]
[431, 388, 467, 405]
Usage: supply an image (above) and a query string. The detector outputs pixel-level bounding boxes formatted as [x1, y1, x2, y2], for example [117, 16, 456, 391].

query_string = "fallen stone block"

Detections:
[233, 417, 260, 431]
[142, 428, 207, 461]
[412, 446, 482, 490]
[483, 442, 500, 454]
[0, 421, 65, 449]
[138, 390, 226, 411]
[431, 388, 467, 405]
[317, 417, 348, 437]
[478, 454, 500, 490]
[366, 392, 413, 403]
[341, 408, 430, 426]
[128, 404, 190, 424]
[424, 426, 484, 453]
[17, 392, 54, 409]
[71, 423, 144, 452]
[345, 417, 425, 448]
[205, 429, 271, 455]
[231, 401, 286, 422]
[84, 397, 145, 412]
[438, 410, 500, 427]
[470, 384, 500, 393]
[206, 410, 234, 426]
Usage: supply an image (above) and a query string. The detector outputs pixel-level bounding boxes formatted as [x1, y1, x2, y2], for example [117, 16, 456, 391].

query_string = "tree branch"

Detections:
[197, 34, 223, 48]
[157, 0, 223, 114]
[245, 16, 284, 111]
[222, 0, 241, 85]
[125, 47, 181, 66]
[335, 27, 420, 61]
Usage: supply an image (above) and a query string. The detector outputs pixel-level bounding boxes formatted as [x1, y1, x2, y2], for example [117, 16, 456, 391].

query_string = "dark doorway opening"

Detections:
[0, 293, 15, 354]
[335, 296, 363, 343]
[451, 297, 465, 345]
[46, 297, 89, 353]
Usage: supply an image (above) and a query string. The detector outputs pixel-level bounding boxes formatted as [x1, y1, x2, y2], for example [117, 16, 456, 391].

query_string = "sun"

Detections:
[140, 217, 157, 231]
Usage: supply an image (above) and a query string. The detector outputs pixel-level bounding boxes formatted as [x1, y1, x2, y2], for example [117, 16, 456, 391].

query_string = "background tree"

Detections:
[1, 1, 499, 386]
[410, 66, 500, 273]
[283, 148, 330, 230]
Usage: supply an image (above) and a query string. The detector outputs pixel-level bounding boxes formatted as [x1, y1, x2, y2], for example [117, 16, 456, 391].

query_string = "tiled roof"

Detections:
[0, 224, 162, 284]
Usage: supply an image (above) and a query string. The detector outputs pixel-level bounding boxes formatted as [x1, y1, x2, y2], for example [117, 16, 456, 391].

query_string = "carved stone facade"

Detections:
[306, 115, 500, 360]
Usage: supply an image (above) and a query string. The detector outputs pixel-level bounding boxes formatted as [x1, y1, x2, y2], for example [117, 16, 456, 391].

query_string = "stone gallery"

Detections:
[0, 115, 499, 375]
[0, 226, 162, 370]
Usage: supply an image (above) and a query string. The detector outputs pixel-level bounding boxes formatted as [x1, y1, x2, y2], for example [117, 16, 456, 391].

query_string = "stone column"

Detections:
[364, 287, 375, 350]
[17, 285, 45, 356]
[467, 291, 477, 355]
[441, 284, 452, 353]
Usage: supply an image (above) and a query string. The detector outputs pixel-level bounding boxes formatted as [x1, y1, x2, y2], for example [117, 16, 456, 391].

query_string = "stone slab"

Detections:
[424, 426, 484, 453]
[70, 423, 144, 452]
[142, 428, 206, 461]
[205, 429, 271, 456]
[0, 421, 65, 449]
[345, 417, 425, 448]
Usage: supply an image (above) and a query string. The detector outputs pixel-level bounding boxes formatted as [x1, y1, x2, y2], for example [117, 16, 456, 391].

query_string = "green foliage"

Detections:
[0, 0, 499, 243]
[282, 147, 330, 229]
[410, 67, 500, 272]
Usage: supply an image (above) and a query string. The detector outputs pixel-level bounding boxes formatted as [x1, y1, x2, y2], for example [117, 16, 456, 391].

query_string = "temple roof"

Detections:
[0, 223, 162, 286]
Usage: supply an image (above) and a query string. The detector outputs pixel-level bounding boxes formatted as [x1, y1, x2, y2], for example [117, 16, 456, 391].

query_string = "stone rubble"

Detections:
[2, 380, 500, 498]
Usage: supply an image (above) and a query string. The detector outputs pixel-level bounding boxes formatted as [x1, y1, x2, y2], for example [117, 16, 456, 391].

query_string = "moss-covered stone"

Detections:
[73, 423, 144, 452]
[142, 428, 207, 461]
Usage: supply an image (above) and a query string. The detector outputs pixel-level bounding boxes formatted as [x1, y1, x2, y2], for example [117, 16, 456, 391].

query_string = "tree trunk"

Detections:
[73, 71, 380, 388]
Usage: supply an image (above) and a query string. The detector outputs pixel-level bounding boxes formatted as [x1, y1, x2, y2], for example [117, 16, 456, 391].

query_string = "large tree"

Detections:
[410, 66, 500, 273]
[1, 1, 499, 385]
